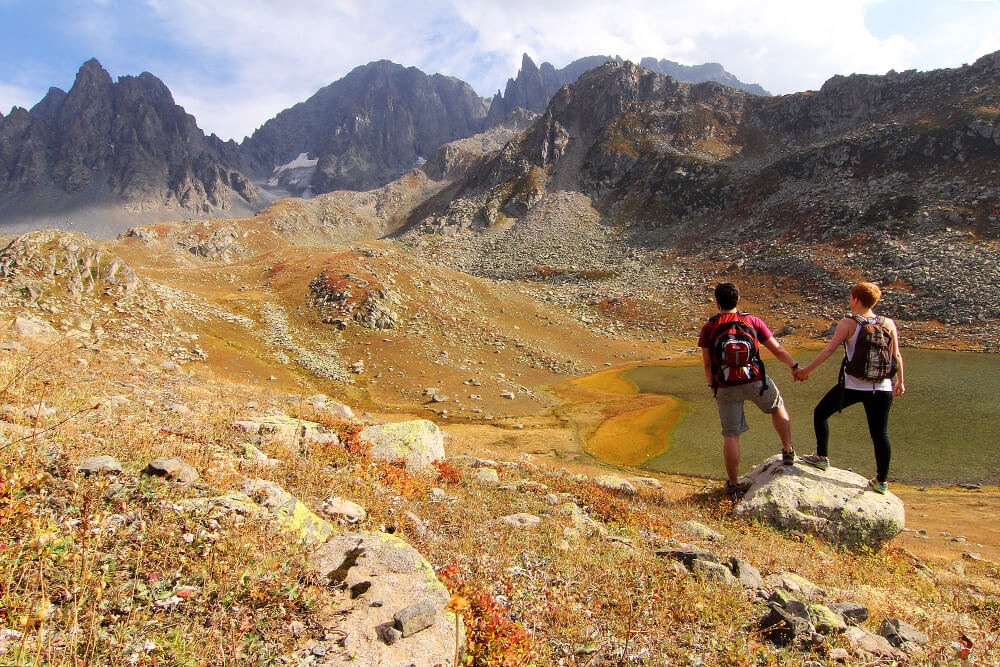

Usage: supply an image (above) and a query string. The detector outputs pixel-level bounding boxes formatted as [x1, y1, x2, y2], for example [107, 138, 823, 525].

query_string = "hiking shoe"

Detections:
[782, 449, 796, 466]
[868, 478, 888, 494]
[724, 481, 745, 499]
[800, 454, 830, 471]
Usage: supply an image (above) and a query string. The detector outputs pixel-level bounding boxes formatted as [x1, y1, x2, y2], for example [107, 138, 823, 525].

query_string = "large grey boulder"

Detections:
[735, 455, 905, 550]
[360, 420, 445, 472]
[302, 531, 463, 665]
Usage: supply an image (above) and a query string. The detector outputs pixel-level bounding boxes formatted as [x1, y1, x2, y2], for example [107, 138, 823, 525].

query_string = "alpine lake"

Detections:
[574, 349, 999, 487]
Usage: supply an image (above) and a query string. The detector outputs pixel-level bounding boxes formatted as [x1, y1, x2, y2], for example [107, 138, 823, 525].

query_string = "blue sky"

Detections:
[1, 0, 998, 141]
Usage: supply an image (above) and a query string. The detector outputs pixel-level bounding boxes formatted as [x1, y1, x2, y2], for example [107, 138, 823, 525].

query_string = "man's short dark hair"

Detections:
[715, 282, 739, 310]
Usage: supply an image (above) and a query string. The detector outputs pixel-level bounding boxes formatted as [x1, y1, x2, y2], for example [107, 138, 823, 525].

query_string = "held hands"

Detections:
[792, 366, 809, 382]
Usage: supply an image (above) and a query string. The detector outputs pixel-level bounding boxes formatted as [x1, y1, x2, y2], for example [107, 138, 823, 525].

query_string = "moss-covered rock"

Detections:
[735, 455, 904, 551]
[177, 481, 333, 545]
[304, 531, 463, 664]
[360, 419, 445, 472]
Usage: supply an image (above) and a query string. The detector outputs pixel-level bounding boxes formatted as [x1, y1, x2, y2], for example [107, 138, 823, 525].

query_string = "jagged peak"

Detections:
[71, 57, 113, 90]
[520, 53, 539, 73]
[30, 87, 68, 120]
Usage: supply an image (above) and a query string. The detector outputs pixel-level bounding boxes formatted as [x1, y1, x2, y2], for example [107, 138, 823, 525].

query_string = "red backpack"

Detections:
[709, 312, 768, 394]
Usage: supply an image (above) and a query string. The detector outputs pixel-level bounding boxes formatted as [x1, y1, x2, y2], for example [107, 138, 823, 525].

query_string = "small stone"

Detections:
[232, 420, 262, 434]
[381, 625, 403, 645]
[0, 340, 28, 353]
[763, 571, 822, 599]
[500, 391, 515, 399]
[728, 557, 764, 589]
[501, 513, 541, 529]
[475, 468, 500, 484]
[76, 455, 123, 476]
[676, 520, 724, 542]
[656, 544, 719, 568]
[322, 497, 367, 522]
[142, 457, 199, 483]
[289, 621, 305, 637]
[629, 476, 662, 489]
[594, 474, 637, 494]
[809, 604, 848, 634]
[393, 600, 436, 638]
[881, 618, 930, 649]
[830, 602, 869, 625]
[829, 647, 850, 661]
[691, 558, 738, 584]
[844, 626, 904, 658]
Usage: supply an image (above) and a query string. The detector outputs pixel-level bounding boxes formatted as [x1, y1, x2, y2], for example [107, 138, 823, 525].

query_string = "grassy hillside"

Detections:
[1, 337, 997, 665]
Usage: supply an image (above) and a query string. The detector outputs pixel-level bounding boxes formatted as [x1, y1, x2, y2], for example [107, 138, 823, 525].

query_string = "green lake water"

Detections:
[628, 349, 999, 486]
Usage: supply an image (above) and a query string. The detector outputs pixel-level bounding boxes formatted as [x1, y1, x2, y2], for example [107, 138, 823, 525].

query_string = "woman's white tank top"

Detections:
[843, 316, 893, 391]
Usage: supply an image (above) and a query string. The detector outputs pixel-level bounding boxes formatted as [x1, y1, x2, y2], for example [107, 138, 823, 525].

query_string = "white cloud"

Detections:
[11, 0, 995, 139]
[453, 0, 917, 94]
[0, 82, 44, 115]
[150, 0, 930, 139]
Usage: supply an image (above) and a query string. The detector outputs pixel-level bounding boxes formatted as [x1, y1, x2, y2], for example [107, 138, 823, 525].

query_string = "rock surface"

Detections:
[241, 60, 487, 194]
[360, 419, 445, 472]
[0, 59, 256, 235]
[142, 457, 199, 484]
[486, 53, 768, 125]
[735, 455, 905, 550]
[77, 455, 123, 476]
[304, 531, 462, 665]
[243, 479, 333, 544]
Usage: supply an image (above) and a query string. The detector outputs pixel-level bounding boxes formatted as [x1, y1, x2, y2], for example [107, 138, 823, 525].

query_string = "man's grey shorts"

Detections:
[715, 380, 784, 437]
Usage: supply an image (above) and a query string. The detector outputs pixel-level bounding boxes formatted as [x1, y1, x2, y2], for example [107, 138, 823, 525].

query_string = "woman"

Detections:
[793, 282, 905, 493]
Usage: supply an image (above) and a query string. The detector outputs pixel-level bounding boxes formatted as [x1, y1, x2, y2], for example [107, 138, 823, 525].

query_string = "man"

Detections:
[698, 282, 800, 496]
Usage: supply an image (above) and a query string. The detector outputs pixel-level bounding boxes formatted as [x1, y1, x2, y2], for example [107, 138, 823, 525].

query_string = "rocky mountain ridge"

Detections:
[485, 53, 769, 125]
[240, 60, 489, 196]
[402, 52, 1000, 327]
[0, 59, 257, 235]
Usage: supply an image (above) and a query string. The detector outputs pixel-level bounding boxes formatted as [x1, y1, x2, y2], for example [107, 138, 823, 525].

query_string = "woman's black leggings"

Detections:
[814, 386, 893, 483]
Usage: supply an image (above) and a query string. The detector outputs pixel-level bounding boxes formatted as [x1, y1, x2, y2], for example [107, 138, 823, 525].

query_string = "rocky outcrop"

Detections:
[240, 60, 488, 194]
[308, 269, 400, 330]
[735, 456, 905, 550]
[421, 109, 537, 182]
[0, 59, 257, 226]
[485, 53, 769, 125]
[360, 420, 445, 472]
[402, 53, 1000, 327]
[301, 531, 463, 665]
[0, 230, 152, 309]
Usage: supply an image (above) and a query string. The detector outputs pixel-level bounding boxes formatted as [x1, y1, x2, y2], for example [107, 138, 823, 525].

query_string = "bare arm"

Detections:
[761, 336, 797, 369]
[701, 347, 714, 385]
[800, 318, 856, 375]
[889, 318, 906, 395]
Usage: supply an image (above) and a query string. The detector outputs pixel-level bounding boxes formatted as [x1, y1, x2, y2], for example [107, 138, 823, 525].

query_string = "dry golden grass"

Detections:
[1, 338, 999, 665]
